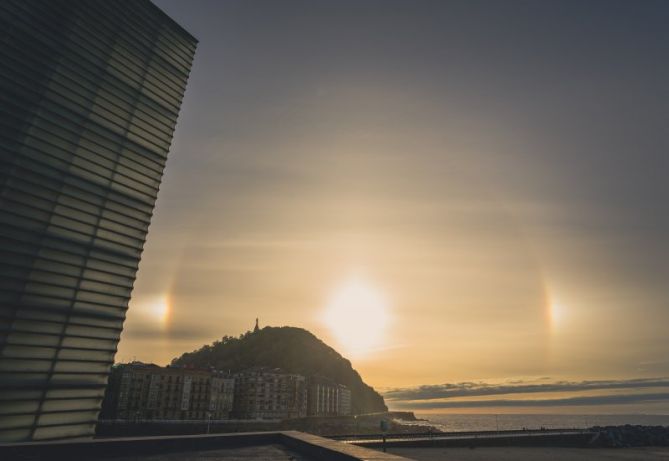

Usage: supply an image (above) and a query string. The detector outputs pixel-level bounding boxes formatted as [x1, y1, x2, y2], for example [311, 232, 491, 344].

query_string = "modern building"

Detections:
[307, 376, 352, 417]
[100, 363, 234, 421]
[233, 368, 307, 420]
[0, 0, 196, 442]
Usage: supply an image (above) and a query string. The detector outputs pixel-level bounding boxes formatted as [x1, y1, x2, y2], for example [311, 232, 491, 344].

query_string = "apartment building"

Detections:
[232, 367, 307, 420]
[101, 363, 234, 420]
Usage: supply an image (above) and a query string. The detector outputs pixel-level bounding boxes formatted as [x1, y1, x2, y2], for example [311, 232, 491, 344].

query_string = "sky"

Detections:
[117, 0, 669, 414]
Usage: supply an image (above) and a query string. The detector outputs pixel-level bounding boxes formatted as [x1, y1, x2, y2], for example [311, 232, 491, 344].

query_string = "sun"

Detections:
[323, 277, 390, 358]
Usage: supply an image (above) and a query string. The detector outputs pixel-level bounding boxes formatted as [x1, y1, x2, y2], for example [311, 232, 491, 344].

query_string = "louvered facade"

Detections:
[0, 0, 196, 442]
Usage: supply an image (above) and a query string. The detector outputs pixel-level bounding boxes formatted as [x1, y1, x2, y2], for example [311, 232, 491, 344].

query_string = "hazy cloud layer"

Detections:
[122, 0, 669, 385]
[123, 324, 222, 341]
[384, 378, 669, 401]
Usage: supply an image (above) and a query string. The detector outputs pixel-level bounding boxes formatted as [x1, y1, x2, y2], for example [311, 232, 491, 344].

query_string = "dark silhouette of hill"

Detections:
[171, 326, 387, 415]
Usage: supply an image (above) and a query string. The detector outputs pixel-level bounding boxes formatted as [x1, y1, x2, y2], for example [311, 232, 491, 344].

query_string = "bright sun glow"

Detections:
[550, 298, 566, 329]
[146, 295, 171, 329]
[323, 277, 390, 358]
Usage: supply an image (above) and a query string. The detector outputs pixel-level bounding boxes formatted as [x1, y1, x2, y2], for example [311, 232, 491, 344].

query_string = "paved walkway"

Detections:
[388, 446, 669, 461]
[341, 430, 587, 444]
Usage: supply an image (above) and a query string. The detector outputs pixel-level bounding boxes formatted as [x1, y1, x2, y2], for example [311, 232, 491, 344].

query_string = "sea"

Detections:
[407, 414, 669, 432]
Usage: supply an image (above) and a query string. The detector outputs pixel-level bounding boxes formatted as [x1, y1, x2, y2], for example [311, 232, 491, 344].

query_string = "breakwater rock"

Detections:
[591, 425, 669, 447]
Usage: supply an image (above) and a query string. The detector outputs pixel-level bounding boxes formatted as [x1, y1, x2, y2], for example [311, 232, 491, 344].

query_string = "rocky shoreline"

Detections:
[590, 425, 669, 448]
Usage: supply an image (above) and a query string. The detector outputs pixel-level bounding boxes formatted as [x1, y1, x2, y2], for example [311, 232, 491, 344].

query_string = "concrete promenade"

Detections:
[339, 429, 596, 449]
[389, 446, 669, 461]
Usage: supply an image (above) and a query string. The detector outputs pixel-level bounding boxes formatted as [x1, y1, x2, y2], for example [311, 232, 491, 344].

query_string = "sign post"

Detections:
[380, 419, 390, 452]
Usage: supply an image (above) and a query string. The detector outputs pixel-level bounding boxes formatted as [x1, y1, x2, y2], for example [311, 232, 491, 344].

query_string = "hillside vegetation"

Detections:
[171, 326, 387, 415]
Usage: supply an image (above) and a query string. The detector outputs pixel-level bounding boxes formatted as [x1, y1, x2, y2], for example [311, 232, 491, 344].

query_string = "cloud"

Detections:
[391, 393, 669, 409]
[638, 361, 669, 374]
[384, 378, 669, 401]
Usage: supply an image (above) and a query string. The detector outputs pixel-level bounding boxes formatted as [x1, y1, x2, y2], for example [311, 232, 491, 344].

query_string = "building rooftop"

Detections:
[104, 443, 308, 461]
[0, 430, 412, 461]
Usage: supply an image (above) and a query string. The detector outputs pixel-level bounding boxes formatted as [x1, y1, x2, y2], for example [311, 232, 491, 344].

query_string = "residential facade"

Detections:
[337, 384, 352, 416]
[233, 368, 307, 420]
[0, 0, 196, 442]
[100, 363, 234, 421]
[307, 376, 352, 417]
[100, 365, 353, 422]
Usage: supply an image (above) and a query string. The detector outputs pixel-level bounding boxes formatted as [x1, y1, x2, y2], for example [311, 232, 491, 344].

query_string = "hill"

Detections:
[171, 326, 388, 415]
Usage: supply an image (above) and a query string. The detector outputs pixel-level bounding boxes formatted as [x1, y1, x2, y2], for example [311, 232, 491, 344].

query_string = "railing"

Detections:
[329, 428, 592, 443]
[100, 418, 282, 424]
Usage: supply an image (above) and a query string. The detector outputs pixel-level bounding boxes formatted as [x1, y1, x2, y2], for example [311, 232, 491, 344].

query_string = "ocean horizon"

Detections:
[407, 413, 669, 432]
